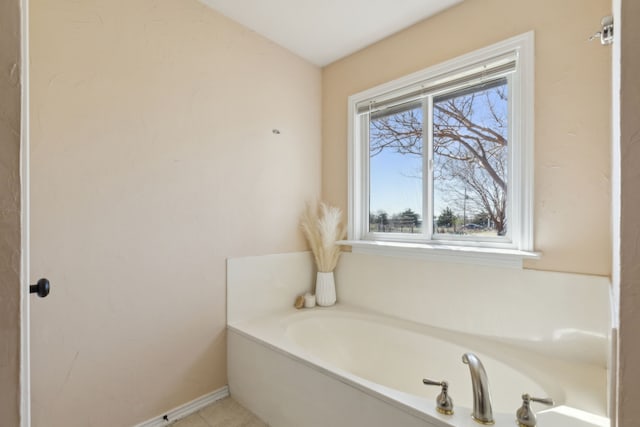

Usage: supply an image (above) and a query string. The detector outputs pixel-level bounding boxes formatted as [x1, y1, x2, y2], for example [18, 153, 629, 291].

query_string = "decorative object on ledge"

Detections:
[294, 295, 305, 309]
[315, 272, 336, 306]
[300, 202, 347, 307]
[304, 292, 316, 308]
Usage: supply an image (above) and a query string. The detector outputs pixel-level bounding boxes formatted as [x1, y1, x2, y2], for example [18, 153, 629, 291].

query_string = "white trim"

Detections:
[133, 386, 230, 427]
[425, 96, 433, 240]
[514, 30, 536, 251]
[610, 2, 621, 426]
[347, 31, 535, 259]
[20, 0, 31, 425]
[347, 99, 357, 239]
[340, 240, 539, 268]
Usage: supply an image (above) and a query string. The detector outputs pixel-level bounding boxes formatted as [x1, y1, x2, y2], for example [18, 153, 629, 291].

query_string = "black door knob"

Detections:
[30, 278, 50, 298]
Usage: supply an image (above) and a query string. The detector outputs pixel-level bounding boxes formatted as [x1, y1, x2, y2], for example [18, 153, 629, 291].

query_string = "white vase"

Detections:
[315, 271, 336, 306]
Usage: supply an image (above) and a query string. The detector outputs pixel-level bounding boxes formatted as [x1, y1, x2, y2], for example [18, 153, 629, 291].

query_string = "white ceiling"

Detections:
[199, 0, 463, 66]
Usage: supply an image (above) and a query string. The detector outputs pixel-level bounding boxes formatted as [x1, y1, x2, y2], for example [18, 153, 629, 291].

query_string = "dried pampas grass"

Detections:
[300, 202, 346, 272]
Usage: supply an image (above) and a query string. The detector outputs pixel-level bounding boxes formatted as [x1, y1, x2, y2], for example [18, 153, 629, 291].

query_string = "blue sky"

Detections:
[369, 148, 423, 217]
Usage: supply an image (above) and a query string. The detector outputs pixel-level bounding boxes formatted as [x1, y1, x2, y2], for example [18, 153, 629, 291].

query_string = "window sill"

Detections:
[337, 240, 540, 269]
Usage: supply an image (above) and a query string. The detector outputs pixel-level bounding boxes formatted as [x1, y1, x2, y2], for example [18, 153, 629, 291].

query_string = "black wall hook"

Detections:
[30, 278, 50, 298]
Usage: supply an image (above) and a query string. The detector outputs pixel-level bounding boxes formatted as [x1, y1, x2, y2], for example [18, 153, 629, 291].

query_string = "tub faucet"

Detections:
[462, 352, 494, 425]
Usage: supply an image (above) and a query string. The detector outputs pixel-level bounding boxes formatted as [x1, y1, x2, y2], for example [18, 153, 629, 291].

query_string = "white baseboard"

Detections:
[134, 386, 230, 427]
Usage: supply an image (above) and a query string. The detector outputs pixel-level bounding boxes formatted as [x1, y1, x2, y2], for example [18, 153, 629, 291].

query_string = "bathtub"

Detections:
[227, 305, 609, 427]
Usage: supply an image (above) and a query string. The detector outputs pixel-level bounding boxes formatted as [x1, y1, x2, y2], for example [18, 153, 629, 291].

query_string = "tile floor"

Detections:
[171, 397, 268, 427]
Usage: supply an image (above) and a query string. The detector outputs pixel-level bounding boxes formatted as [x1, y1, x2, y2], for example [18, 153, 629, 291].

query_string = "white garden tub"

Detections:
[228, 305, 609, 427]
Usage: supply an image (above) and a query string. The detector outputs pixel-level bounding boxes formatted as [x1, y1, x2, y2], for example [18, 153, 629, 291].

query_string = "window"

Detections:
[347, 33, 535, 262]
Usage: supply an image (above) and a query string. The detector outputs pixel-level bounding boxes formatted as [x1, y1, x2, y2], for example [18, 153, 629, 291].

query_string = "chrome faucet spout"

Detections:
[462, 352, 494, 425]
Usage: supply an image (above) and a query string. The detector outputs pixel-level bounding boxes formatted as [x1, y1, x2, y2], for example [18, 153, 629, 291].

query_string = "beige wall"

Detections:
[617, 0, 640, 424]
[29, 1, 321, 425]
[322, 0, 612, 276]
[0, 0, 22, 424]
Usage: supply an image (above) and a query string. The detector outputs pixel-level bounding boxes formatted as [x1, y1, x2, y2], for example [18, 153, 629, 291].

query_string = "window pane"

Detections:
[369, 102, 423, 233]
[432, 79, 508, 238]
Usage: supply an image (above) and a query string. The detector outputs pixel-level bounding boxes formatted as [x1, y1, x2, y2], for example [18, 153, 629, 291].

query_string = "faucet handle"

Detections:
[422, 379, 454, 415]
[516, 393, 554, 427]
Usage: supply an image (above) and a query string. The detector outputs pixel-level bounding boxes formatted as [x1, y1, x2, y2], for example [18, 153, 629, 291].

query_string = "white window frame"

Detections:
[344, 32, 538, 267]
